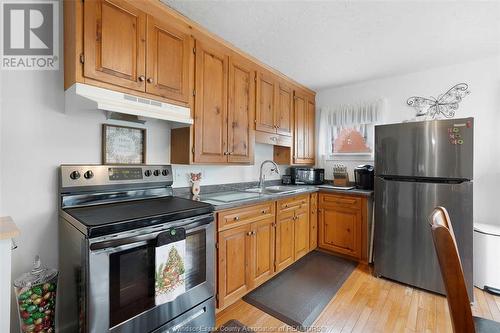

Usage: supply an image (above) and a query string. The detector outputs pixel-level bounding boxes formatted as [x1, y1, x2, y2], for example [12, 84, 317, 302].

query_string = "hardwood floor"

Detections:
[216, 264, 500, 332]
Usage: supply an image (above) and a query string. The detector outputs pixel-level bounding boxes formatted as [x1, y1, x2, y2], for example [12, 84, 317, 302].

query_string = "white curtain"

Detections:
[318, 98, 385, 167]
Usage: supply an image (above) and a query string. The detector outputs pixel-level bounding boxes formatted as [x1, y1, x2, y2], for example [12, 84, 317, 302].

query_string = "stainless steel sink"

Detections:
[245, 185, 305, 195]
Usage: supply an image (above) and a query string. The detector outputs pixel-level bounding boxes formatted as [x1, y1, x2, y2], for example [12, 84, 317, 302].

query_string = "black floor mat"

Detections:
[243, 251, 357, 331]
[214, 319, 254, 332]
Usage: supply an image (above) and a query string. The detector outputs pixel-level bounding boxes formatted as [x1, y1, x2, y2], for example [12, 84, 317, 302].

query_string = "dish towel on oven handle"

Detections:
[155, 227, 186, 305]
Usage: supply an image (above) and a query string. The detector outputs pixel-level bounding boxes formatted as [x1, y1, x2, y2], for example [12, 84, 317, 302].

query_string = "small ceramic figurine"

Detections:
[190, 172, 202, 198]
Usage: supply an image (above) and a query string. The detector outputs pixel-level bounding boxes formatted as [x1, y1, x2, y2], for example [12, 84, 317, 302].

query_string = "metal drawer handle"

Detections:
[234, 216, 240, 221]
[262, 210, 267, 214]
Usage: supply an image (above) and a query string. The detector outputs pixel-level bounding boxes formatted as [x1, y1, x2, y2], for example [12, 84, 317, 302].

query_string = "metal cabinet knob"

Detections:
[147, 77, 154, 83]
[247, 231, 252, 236]
[261, 210, 267, 214]
[234, 216, 240, 221]
[138, 75, 146, 82]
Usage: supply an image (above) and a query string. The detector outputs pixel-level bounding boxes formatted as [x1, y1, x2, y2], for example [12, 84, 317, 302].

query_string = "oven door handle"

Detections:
[89, 215, 212, 254]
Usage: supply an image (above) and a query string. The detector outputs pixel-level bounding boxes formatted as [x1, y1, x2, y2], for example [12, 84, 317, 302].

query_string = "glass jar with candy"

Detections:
[14, 255, 57, 333]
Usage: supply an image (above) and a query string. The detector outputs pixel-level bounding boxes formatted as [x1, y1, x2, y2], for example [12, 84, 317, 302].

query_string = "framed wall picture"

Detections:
[102, 124, 146, 164]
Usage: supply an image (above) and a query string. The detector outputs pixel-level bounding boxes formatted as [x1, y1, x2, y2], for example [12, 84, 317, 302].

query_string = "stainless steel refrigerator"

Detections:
[374, 117, 473, 298]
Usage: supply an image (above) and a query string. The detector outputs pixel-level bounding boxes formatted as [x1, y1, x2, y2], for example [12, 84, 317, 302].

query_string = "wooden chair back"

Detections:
[429, 206, 475, 333]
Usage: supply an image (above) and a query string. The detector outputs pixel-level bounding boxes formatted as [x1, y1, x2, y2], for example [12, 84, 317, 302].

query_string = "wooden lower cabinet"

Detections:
[293, 208, 310, 261]
[217, 223, 251, 309]
[249, 218, 275, 287]
[216, 194, 313, 309]
[318, 193, 365, 260]
[275, 195, 309, 272]
[309, 192, 318, 251]
[275, 210, 295, 272]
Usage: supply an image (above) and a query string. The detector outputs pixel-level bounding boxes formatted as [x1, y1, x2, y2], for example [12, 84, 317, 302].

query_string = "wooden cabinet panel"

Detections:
[193, 41, 229, 163]
[275, 211, 295, 272]
[256, 71, 277, 134]
[309, 192, 318, 251]
[276, 82, 293, 137]
[294, 209, 310, 261]
[217, 224, 251, 308]
[277, 194, 309, 213]
[293, 90, 315, 165]
[318, 194, 362, 259]
[84, 0, 146, 91]
[218, 202, 274, 231]
[320, 194, 361, 209]
[305, 99, 316, 161]
[228, 56, 255, 163]
[294, 93, 306, 163]
[146, 15, 191, 102]
[249, 218, 275, 287]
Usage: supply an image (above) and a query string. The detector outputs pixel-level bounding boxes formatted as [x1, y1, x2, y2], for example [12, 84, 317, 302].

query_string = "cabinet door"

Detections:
[227, 56, 255, 163]
[305, 99, 316, 161]
[275, 211, 295, 272]
[293, 92, 306, 163]
[294, 91, 315, 164]
[319, 205, 361, 258]
[309, 193, 318, 251]
[193, 41, 229, 163]
[256, 71, 277, 134]
[146, 15, 191, 103]
[276, 82, 293, 137]
[294, 209, 310, 261]
[249, 218, 275, 288]
[84, 0, 146, 91]
[218, 224, 251, 308]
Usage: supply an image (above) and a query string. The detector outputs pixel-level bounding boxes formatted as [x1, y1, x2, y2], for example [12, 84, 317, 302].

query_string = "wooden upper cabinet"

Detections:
[256, 71, 278, 134]
[83, 0, 146, 91]
[276, 82, 293, 137]
[227, 55, 255, 163]
[294, 90, 315, 165]
[306, 98, 316, 161]
[146, 15, 191, 103]
[193, 40, 229, 163]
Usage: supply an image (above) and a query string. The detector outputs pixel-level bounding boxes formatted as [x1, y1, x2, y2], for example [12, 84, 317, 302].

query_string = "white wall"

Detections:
[316, 56, 500, 225]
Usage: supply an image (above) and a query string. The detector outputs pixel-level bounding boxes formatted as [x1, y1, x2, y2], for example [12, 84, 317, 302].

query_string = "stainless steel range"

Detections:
[58, 165, 215, 333]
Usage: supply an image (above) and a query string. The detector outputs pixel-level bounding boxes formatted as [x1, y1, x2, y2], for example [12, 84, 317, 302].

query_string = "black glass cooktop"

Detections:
[64, 196, 213, 237]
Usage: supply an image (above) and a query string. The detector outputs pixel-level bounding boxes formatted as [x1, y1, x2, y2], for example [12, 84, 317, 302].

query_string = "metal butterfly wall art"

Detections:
[407, 83, 470, 119]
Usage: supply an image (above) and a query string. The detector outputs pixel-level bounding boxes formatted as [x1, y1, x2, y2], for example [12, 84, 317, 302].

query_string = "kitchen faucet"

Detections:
[258, 160, 280, 191]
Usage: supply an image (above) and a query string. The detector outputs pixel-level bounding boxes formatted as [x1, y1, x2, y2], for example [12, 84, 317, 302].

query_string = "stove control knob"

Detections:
[144, 170, 152, 177]
[84, 170, 94, 179]
[70, 171, 81, 180]
[162, 169, 170, 176]
[153, 169, 160, 176]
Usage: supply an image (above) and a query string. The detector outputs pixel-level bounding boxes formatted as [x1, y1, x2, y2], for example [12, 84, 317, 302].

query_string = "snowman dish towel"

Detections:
[155, 228, 186, 305]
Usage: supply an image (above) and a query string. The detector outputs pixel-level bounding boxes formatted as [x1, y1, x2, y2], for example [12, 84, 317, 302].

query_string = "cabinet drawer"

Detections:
[277, 194, 309, 214]
[255, 131, 292, 147]
[218, 202, 275, 231]
[319, 193, 361, 209]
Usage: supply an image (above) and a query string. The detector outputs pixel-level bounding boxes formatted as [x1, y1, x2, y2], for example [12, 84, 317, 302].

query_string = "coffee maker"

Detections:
[354, 165, 374, 190]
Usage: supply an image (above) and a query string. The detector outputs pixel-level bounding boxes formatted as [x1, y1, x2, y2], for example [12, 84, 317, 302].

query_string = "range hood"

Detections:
[65, 83, 193, 125]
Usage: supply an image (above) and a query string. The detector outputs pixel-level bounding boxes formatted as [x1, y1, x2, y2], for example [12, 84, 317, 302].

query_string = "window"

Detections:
[318, 99, 384, 161]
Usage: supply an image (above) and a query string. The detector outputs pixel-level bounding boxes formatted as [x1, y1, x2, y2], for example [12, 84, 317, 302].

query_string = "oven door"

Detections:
[87, 213, 215, 333]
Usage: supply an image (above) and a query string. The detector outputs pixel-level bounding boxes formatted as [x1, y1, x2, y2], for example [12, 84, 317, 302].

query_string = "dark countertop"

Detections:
[174, 182, 373, 211]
